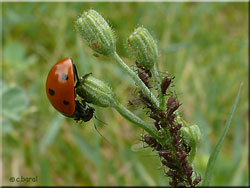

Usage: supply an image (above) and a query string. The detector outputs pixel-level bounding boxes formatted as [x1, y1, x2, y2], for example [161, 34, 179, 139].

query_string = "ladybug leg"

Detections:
[73, 64, 92, 89]
[73, 64, 81, 88]
[81, 73, 92, 80]
[73, 64, 91, 88]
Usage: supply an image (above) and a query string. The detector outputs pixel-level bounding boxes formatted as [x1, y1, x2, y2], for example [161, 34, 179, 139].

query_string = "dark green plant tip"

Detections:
[75, 9, 116, 57]
[127, 27, 158, 69]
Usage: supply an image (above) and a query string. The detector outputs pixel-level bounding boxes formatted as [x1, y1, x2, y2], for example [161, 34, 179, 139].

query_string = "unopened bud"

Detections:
[75, 9, 116, 56]
[127, 27, 158, 69]
[76, 75, 118, 107]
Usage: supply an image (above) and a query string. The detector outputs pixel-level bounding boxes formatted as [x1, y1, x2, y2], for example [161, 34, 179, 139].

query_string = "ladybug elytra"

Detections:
[46, 57, 94, 122]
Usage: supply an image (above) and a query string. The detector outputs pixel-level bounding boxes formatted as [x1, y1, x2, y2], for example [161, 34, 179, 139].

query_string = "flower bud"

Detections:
[127, 27, 158, 69]
[76, 75, 118, 108]
[75, 9, 116, 56]
[180, 124, 201, 163]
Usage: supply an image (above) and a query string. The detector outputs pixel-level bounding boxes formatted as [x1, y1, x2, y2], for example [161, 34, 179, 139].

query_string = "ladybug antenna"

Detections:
[93, 121, 111, 145]
[94, 115, 107, 126]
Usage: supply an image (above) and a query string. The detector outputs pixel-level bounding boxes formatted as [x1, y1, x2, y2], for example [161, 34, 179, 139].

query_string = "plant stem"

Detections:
[151, 64, 165, 111]
[111, 52, 159, 109]
[114, 103, 163, 143]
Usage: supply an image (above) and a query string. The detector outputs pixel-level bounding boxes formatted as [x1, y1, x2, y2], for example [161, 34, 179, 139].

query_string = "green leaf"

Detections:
[1, 84, 29, 121]
[202, 83, 243, 186]
[3, 41, 37, 71]
[1, 118, 14, 133]
[3, 42, 25, 63]
[40, 115, 63, 153]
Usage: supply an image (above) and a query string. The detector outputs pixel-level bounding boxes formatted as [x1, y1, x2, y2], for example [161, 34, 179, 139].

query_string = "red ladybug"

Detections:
[46, 57, 94, 122]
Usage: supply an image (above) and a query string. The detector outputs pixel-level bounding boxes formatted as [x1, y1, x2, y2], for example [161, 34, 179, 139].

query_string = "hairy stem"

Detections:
[151, 64, 165, 111]
[111, 52, 159, 108]
[114, 103, 163, 143]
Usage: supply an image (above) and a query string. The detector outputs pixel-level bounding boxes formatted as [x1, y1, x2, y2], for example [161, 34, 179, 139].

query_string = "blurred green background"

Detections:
[1, 2, 248, 186]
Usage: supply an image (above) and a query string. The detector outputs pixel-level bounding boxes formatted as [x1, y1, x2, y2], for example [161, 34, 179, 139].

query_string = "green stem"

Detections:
[151, 64, 165, 111]
[114, 103, 163, 143]
[111, 52, 159, 109]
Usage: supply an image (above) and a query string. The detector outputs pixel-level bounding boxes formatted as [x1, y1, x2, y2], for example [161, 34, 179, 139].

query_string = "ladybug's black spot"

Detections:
[63, 100, 70, 105]
[61, 74, 68, 81]
[48, 88, 55, 96]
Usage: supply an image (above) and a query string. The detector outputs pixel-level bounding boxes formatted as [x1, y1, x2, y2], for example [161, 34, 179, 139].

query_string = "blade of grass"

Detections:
[40, 115, 63, 153]
[202, 83, 243, 186]
[72, 128, 99, 166]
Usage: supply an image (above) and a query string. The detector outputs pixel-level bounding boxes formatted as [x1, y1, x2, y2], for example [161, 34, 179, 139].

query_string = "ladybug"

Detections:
[46, 57, 94, 122]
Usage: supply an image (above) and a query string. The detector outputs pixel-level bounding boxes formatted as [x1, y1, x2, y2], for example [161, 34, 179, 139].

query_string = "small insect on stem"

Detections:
[166, 96, 181, 115]
[128, 99, 143, 106]
[143, 134, 162, 151]
[139, 91, 153, 107]
[192, 175, 201, 186]
[135, 61, 152, 78]
[159, 150, 171, 159]
[138, 70, 151, 88]
[161, 76, 172, 95]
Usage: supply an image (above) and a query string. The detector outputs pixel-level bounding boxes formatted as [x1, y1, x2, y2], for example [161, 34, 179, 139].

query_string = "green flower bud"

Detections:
[75, 9, 116, 56]
[76, 75, 118, 108]
[180, 124, 201, 163]
[127, 27, 158, 69]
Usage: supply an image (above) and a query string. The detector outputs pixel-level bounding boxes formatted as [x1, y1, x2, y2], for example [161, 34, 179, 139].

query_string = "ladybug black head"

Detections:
[73, 100, 95, 122]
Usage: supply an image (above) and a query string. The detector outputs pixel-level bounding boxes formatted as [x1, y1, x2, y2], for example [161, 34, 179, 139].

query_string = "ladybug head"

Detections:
[73, 100, 95, 122]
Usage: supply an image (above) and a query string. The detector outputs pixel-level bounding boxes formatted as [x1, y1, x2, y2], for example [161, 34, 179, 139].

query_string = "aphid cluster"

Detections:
[129, 63, 201, 187]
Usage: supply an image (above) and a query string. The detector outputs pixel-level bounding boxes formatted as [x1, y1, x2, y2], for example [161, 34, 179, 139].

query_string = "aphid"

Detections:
[128, 99, 143, 106]
[167, 96, 181, 115]
[175, 146, 183, 154]
[161, 76, 172, 95]
[162, 159, 179, 170]
[158, 111, 165, 119]
[159, 120, 167, 128]
[185, 166, 193, 177]
[159, 150, 171, 159]
[135, 61, 152, 77]
[166, 170, 174, 177]
[183, 142, 191, 153]
[167, 113, 176, 124]
[176, 123, 182, 131]
[139, 91, 152, 106]
[169, 178, 177, 187]
[181, 159, 187, 166]
[188, 176, 193, 186]
[180, 152, 187, 161]
[150, 112, 160, 121]
[193, 175, 201, 186]
[143, 134, 158, 147]
[46, 57, 94, 122]
[138, 70, 151, 88]
[154, 121, 161, 130]
[170, 123, 176, 132]
[143, 134, 162, 151]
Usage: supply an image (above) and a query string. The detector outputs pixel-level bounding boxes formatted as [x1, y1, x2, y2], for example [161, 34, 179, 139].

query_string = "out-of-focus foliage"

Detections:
[2, 2, 248, 186]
